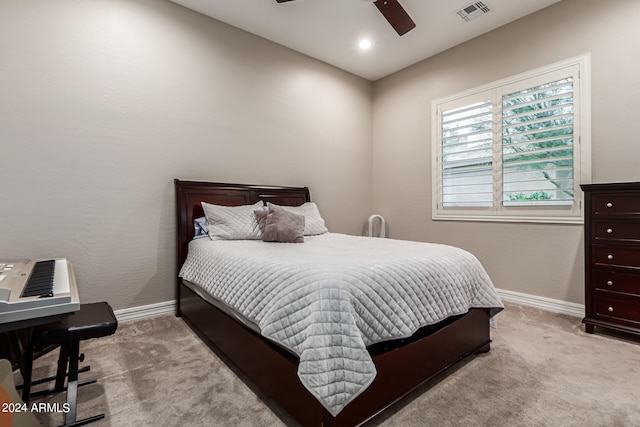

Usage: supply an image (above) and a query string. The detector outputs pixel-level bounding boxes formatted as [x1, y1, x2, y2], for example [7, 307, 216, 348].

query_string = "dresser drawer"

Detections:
[591, 193, 640, 217]
[594, 291, 640, 325]
[593, 221, 640, 243]
[591, 269, 640, 295]
[592, 245, 640, 270]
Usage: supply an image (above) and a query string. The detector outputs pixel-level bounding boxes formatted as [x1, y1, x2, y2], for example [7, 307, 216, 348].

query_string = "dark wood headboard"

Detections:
[174, 180, 311, 311]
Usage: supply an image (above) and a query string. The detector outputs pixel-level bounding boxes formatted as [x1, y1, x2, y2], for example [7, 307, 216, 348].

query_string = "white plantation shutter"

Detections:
[441, 99, 494, 207]
[433, 55, 590, 223]
[501, 77, 575, 206]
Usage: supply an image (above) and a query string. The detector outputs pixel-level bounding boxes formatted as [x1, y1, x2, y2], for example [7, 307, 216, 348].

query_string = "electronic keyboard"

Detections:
[0, 258, 80, 324]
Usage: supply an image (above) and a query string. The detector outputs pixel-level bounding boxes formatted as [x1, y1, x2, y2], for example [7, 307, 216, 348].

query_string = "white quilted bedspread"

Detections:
[179, 233, 503, 416]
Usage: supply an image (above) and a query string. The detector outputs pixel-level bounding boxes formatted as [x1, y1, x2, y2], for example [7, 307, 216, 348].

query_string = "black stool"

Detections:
[23, 302, 118, 427]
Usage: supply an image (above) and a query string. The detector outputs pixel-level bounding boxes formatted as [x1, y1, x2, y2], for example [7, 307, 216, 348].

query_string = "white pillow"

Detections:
[266, 202, 328, 236]
[201, 201, 264, 240]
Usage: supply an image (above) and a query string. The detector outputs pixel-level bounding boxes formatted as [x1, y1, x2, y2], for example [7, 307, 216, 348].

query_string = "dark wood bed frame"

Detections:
[174, 179, 492, 426]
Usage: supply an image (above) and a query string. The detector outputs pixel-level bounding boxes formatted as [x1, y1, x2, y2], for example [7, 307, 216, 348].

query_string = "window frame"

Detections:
[431, 54, 591, 224]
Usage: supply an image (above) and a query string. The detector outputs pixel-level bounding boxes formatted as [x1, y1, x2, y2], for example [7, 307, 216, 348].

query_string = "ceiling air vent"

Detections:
[456, 1, 491, 22]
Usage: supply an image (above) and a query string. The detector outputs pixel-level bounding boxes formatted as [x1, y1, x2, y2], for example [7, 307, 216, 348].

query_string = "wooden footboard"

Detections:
[180, 282, 490, 427]
[336, 308, 490, 426]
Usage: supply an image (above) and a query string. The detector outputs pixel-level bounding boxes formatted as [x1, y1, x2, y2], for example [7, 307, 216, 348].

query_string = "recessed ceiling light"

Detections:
[359, 39, 372, 50]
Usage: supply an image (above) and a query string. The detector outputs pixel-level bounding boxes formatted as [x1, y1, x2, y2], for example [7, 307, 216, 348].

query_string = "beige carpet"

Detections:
[27, 303, 640, 427]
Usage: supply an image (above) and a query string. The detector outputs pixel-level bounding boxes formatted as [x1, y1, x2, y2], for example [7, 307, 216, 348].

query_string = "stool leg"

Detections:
[54, 343, 71, 392]
[65, 340, 80, 425]
[60, 341, 104, 427]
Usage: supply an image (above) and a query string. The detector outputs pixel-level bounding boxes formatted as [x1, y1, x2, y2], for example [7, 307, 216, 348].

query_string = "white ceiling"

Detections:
[170, 0, 562, 81]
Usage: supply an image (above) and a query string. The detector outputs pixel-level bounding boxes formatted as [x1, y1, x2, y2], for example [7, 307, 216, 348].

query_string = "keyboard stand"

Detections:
[2, 312, 71, 382]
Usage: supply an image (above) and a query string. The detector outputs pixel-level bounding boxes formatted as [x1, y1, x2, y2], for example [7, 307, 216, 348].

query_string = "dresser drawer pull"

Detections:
[607, 280, 613, 286]
[608, 306, 614, 312]
[606, 202, 613, 208]
[607, 254, 614, 260]
[606, 228, 613, 234]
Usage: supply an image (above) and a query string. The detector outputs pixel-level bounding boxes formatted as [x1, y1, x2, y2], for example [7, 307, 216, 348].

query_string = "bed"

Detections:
[174, 179, 503, 426]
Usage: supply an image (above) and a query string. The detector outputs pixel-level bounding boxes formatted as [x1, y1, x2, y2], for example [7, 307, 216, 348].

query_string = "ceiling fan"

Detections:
[275, 0, 416, 36]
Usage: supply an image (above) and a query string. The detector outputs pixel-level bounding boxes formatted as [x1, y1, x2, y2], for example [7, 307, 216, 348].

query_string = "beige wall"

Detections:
[372, 0, 640, 304]
[0, 0, 373, 309]
[3, 0, 639, 311]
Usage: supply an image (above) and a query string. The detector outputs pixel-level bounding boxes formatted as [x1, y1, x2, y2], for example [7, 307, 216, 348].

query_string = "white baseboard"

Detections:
[112, 290, 584, 323]
[114, 300, 176, 322]
[496, 288, 584, 318]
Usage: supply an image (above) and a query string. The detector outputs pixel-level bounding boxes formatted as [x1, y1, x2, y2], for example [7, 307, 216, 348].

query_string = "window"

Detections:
[432, 54, 591, 224]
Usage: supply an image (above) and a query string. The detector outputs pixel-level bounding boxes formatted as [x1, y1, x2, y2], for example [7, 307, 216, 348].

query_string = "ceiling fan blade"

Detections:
[374, 0, 416, 36]
[276, 0, 296, 3]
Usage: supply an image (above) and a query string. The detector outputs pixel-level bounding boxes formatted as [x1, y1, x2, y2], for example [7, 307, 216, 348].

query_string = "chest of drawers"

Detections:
[581, 182, 640, 336]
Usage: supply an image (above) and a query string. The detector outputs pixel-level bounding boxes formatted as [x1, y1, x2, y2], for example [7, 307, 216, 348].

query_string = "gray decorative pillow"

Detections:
[259, 206, 305, 243]
[201, 201, 264, 240]
[266, 202, 328, 236]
